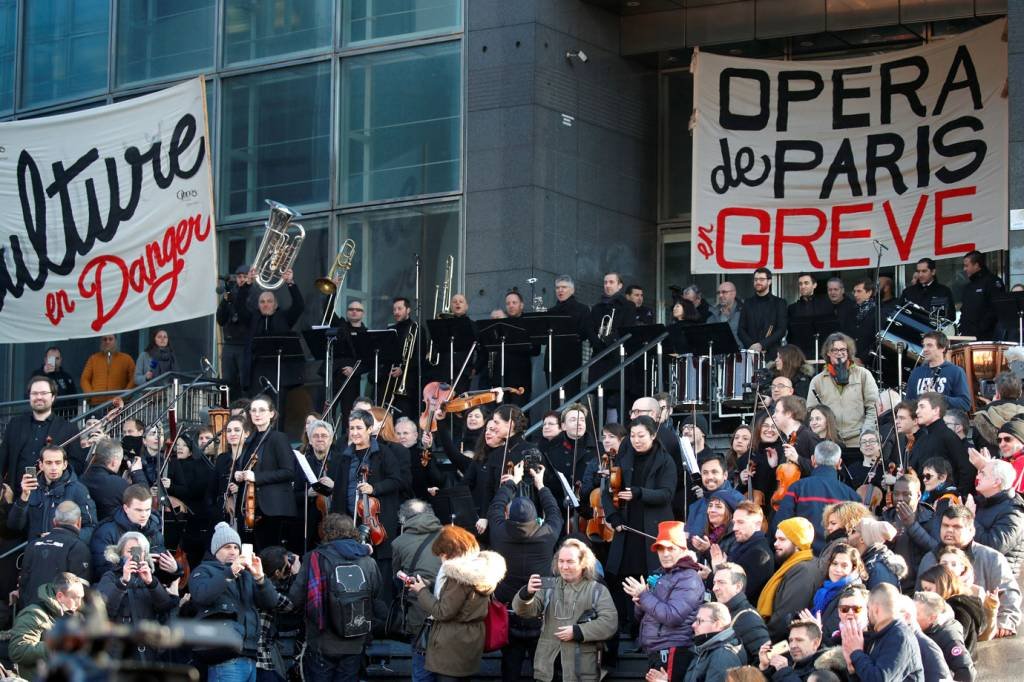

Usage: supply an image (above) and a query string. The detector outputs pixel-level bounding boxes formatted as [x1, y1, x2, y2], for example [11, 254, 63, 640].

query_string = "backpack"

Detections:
[483, 596, 509, 652]
[319, 546, 373, 638]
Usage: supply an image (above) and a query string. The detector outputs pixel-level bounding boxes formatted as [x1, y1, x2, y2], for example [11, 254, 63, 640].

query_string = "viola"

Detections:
[770, 431, 802, 510]
[356, 465, 387, 546]
[857, 457, 885, 510]
[442, 387, 525, 415]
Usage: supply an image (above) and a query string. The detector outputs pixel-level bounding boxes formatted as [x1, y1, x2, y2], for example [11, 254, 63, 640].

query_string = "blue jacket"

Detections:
[850, 619, 924, 682]
[90, 507, 168, 580]
[862, 544, 908, 590]
[190, 559, 280, 657]
[771, 467, 860, 553]
[684, 481, 740, 537]
[906, 361, 972, 413]
[636, 556, 704, 652]
[7, 469, 96, 543]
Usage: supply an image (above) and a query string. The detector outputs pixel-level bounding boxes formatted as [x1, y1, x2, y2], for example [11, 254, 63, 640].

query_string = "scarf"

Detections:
[306, 550, 327, 631]
[813, 574, 857, 615]
[855, 300, 876, 323]
[827, 361, 851, 387]
[648, 555, 703, 591]
[708, 523, 729, 545]
[757, 548, 814, 617]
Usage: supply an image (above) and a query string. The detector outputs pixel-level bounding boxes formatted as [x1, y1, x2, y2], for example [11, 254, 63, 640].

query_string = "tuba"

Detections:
[314, 239, 357, 326]
[253, 200, 305, 290]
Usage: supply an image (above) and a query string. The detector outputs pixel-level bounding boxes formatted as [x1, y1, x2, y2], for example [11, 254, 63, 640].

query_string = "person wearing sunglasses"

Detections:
[968, 418, 1024, 495]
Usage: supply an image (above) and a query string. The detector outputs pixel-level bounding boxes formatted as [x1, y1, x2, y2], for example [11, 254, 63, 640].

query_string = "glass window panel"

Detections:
[339, 201, 460, 329]
[341, 41, 461, 205]
[116, 0, 215, 87]
[343, 0, 461, 47]
[0, 0, 14, 113]
[220, 62, 331, 218]
[660, 70, 693, 222]
[22, 0, 109, 109]
[223, 0, 333, 67]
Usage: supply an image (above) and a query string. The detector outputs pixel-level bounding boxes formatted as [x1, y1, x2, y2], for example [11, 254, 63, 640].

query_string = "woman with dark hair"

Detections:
[772, 344, 811, 400]
[211, 415, 251, 525]
[669, 299, 702, 354]
[167, 431, 214, 569]
[135, 328, 177, 384]
[745, 414, 783, 513]
[482, 404, 532, 504]
[407, 524, 507, 681]
[919, 564, 987, 652]
[805, 543, 866, 642]
[727, 424, 753, 489]
[807, 404, 840, 443]
[235, 394, 300, 550]
[601, 416, 677, 632]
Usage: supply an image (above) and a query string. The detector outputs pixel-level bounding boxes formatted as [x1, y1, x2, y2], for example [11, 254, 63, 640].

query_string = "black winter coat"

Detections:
[97, 565, 176, 657]
[973, 489, 1024, 576]
[487, 483, 563, 604]
[925, 618, 976, 681]
[241, 429, 297, 518]
[1, 413, 80, 492]
[909, 420, 975, 495]
[81, 465, 147, 522]
[959, 268, 1004, 340]
[724, 591, 770, 663]
[18, 525, 91, 609]
[190, 559, 280, 658]
[7, 469, 96, 542]
[90, 507, 169, 580]
[738, 293, 788, 357]
[330, 439, 402, 559]
[167, 455, 215, 519]
[726, 532, 775, 603]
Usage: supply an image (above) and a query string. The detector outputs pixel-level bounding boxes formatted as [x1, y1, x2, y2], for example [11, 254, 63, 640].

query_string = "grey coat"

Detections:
[918, 541, 1022, 631]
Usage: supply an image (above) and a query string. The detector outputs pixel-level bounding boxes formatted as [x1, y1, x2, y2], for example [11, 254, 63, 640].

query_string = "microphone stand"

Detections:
[871, 239, 886, 384]
[414, 254, 423, 429]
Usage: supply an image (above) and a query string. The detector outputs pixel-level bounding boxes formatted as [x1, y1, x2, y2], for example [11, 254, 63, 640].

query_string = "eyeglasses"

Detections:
[838, 604, 864, 614]
[693, 617, 715, 625]
[29, 391, 52, 397]
[630, 409, 655, 416]
[860, 439, 878, 446]
[829, 347, 849, 354]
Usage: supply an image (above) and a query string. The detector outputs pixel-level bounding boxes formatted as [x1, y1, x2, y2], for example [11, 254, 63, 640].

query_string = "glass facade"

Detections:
[223, 0, 333, 67]
[221, 62, 332, 217]
[343, 0, 461, 47]
[0, 0, 464, 403]
[22, 0, 109, 108]
[116, 0, 216, 86]
[341, 41, 461, 205]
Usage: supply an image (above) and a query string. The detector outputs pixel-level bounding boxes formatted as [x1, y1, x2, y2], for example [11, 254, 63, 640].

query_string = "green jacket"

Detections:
[9, 583, 65, 671]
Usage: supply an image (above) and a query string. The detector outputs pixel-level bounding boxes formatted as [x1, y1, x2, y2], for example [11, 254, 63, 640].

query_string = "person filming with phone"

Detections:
[489, 457, 564, 681]
[9, 444, 96, 543]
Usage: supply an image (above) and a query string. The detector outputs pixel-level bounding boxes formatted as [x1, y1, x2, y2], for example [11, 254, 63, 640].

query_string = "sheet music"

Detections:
[678, 434, 700, 475]
[556, 470, 580, 508]
[293, 450, 318, 485]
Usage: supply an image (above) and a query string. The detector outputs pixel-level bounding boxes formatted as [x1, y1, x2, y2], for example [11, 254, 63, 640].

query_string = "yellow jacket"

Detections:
[80, 352, 136, 404]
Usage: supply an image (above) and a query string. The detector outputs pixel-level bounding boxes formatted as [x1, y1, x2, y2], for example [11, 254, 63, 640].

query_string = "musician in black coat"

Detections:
[80, 439, 147, 522]
[548, 276, 590, 398]
[293, 419, 342, 551]
[2, 377, 80, 492]
[738, 268, 787, 360]
[589, 273, 638, 419]
[499, 291, 540, 405]
[326, 299, 370, 425]
[167, 433, 215, 569]
[234, 396, 297, 551]
[236, 269, 305, 427]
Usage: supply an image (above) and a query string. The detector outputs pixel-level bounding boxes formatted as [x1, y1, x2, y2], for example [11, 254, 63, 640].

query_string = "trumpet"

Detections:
[254, 200, 305, 290]
[315, 239, 357, 326]
[427, 255, 455, 365]
[597, 308, 616, 341]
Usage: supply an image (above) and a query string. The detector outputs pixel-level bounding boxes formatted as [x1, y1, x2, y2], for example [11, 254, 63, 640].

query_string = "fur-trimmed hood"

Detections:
[443, 550, 506, 594]
[864, 543, 908, 579]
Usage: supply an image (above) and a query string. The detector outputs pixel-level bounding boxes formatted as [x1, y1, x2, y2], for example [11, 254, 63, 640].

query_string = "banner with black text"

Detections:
[0, 77, 216, 342]
[691, 20, 1007, 274]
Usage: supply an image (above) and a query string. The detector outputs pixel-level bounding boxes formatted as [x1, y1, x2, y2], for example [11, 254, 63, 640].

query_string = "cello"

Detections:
[356, 465, 387, 546]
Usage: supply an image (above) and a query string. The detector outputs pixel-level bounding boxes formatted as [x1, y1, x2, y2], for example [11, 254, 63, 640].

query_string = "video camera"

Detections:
[522, 448, 544, 474]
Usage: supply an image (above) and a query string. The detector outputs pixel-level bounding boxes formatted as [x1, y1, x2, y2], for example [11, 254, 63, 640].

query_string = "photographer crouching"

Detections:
[513, 539, 618, 681]
[488, 459, 564, 681]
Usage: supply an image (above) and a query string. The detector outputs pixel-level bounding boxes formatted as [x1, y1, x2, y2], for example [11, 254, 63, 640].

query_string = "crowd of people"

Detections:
[0, 252, 1022, 682]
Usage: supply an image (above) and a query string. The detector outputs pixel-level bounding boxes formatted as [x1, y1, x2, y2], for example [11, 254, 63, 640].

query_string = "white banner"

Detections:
[0, 78, 216, 342]
[691, 20, 1008, 274]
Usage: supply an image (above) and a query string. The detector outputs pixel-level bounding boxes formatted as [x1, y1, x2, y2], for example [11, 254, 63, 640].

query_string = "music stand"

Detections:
[520, 313, 577, 405]
[678, 322, 740, 436]
[475, 320, 533, 387]
[426, 316, 477, 383]
[363, 329, 399, 404]
[303, 327, 343, 399]
[788, 315, 841, 362]
[621, 323, 668, 395]
[994, 292, 1024, 344]
[251, 336, 305, 414]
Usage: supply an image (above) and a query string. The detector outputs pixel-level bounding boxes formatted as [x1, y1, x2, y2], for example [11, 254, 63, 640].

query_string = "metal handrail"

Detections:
[520, 334, 634, 415]
[523, 330, 668, 438]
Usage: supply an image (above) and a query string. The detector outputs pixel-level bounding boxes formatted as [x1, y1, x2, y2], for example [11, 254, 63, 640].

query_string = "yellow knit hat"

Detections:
[777, 517, 814, 550]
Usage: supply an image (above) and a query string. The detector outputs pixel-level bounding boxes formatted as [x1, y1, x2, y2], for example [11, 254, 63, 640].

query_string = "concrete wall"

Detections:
[1010, 5, 1023, 286]
[464, 0, 659, 316]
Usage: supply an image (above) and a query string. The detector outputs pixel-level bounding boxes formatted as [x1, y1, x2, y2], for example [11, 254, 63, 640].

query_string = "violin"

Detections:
[584, 452, 617, 543]
[243, 467, 257, 531]
[442, 387, 525, 415]
[356, 465, 387, 546]
[856, 457, 885, 510]
[770, 431, 802, 511]
[743, 456, 766, 508]
[419, 381, 452, 433]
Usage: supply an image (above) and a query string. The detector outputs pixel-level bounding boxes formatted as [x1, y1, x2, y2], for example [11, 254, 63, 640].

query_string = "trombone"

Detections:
[426, 255, 454, 365]
[314, 239, 357, 326]
[382, 322, 417, 402]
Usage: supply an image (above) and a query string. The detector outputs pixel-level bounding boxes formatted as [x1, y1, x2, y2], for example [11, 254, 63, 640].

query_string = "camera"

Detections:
[577, 607, 599, 624]
[747, 367, 774, 394]
[522, 449, 544, 473]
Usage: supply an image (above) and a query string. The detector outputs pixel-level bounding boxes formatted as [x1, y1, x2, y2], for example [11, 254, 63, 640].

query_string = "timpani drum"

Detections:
[949, 341, 1013, 413]
[721, 350, 764, 403]
[675, 354, 709, 404]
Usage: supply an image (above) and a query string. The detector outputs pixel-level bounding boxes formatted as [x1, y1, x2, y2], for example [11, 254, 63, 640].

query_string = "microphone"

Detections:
[200, 357, 215, 375]
[259, 376, 278, 395]
[872, 239, 889, 252]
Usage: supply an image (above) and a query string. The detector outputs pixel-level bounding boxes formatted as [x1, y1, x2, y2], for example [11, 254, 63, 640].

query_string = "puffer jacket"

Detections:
[682, 627, 747, 682]
[7, 469, 96, 542]
[97, 562, 176, 659]
[9, 582, 68, 669]
[724, 592, 770, 662]
[416, 550, 506, 678]
[90, 506, 170, 581]
[636, 556, 705, 652]
[513, 578, 617, 681]
[862, 543, 908, 589]
[973, 490, 1024, 576]
[807, 364, 880, 447]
